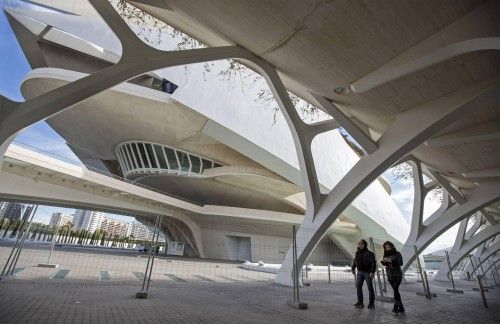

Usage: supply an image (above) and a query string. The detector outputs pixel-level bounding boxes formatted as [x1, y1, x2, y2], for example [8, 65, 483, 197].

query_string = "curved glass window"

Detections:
[154, 145, 168, 169]
[131, 143, 144, 168]
[137, 143, 150, 168]
[201, 159, 212, 172]
[176, 151, 190, 172]
[125, 144, 138, 169]
[165, 147, 179, 170]
[189, 155, 201, 174]
[115, 141, 222, 178]
[145, 143, 157, 169]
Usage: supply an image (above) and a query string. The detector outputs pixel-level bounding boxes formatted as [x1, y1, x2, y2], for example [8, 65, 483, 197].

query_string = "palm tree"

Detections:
[100, 231, 107, 246]
[1, 218, 11, 237]
[89, 230, 97, 245]
[59, 222, 72, 244]
[10, 219, 24, 238]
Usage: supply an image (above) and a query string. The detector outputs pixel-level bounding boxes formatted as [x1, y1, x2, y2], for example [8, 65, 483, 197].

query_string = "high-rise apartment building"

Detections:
[0, 201, 8, 217]
[129, 221, 154, 241]
[0, 202, 33, 221]
[100, 218, 130, 237]
[49, 212, 74, 227]
[72, 210, 104, 232]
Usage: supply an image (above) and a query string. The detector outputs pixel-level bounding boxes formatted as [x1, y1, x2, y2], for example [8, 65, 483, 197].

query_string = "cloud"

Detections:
[388, 180, 457, 254]
[389, 182, 414, 223]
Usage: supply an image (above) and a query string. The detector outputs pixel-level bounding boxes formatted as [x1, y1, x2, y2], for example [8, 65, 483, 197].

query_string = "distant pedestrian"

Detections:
[352, 239, 376, 309]
[155, 245, 160, 255]
[381, 241, 405, 313]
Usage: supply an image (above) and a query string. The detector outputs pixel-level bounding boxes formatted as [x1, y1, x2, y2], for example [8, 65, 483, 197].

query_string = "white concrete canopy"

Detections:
[2, 0, 499, 286]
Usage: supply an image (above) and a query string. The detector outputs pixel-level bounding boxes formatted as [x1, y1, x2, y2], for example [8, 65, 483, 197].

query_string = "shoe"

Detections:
[354, 302, 364, 308]
[392, 305, 398, 313]
[398, 305, 405, 313]
[368, 302, 375, 309]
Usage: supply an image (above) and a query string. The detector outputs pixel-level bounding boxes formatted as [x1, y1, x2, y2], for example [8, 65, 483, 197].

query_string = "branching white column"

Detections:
[435, 220, 500, 281]
[0, 0, 249, 161]
[0, 0, 329, 286]
[406, 157, 427, 244]
[463, 235, 498, 276]
[401, 180, 500, 272]
[274, 79, 500, 285]
[0, 96, 20, 165]
[483, 256, 500, 278]
[434, 212, 484, 279]
[1, 0, 499, 289]
[469, 240, 500, 275]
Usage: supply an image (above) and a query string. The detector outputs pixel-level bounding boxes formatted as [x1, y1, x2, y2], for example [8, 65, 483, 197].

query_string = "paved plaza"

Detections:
[0, 274, 499, 324]
[0, 246, 499, 324]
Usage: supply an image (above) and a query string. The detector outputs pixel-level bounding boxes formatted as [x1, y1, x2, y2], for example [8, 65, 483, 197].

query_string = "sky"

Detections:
[0, 0, 457, 253]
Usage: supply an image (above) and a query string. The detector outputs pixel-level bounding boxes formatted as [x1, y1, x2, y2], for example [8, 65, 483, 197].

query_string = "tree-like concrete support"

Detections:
[462, 235, 498, 277]
[310, 94, 378, 154]
[0, 0, 331, 284]
[480, 209, 498, 226]
[483, 256, 500, 278]
[401, 180, 500, 273]
[434, 220, 500, 281]
[0, 0, 328, 221]
[469, 240, 500, 275]
[402, 153, 500, 276]
[2, 0, 500, 289]
[275, 79, 500, 285]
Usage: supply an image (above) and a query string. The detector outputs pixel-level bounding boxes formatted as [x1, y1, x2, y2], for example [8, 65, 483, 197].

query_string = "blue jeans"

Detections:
[356, 271, 375, 304]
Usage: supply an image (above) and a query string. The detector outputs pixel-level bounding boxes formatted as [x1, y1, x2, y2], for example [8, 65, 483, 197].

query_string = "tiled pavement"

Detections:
[0, 276, 498, 323]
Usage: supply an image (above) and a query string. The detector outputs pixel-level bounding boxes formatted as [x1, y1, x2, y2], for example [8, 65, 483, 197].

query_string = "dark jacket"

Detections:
[381, 251, 403, 280]
[351, 248, 376, 273]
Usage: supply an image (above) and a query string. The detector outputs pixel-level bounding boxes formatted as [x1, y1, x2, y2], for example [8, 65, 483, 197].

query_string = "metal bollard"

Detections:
[381, 268, 387, 293]
[423, 271, 433, 299]
[136, 215, 160, 299]
[468, 255, 476, 278]
[477, 275, 488, 308]
[414, 245, 428, 297]
[286, 226, 308, 309]
[445, 250, 463, 294]
[328, 264, 331, 284]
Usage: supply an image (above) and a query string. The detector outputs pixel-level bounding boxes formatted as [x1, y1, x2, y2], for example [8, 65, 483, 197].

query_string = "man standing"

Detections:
[352, 239, 376, 309]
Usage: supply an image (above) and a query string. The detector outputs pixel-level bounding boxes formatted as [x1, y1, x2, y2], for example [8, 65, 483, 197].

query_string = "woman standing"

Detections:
[381, 241, 405, 313]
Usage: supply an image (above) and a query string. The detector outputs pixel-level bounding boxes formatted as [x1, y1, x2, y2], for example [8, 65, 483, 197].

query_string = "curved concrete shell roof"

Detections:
[9, 6, 410, 243]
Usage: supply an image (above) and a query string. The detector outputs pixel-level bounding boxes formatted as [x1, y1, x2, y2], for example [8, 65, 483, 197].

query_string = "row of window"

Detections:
[115, 141, 222, 177]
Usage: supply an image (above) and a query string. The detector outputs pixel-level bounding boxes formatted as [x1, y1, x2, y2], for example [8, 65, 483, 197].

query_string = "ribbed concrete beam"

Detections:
[428, 170, 466, 204]
[424, 119, 500, 148]
[350, 1, 500, 93]
[464, 213, 486, 240]
[481, 209, 498, 225]
[462, 168, 500, 179]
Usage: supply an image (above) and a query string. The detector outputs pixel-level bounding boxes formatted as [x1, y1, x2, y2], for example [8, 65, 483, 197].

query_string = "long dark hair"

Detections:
[383, 241, 397, 257]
